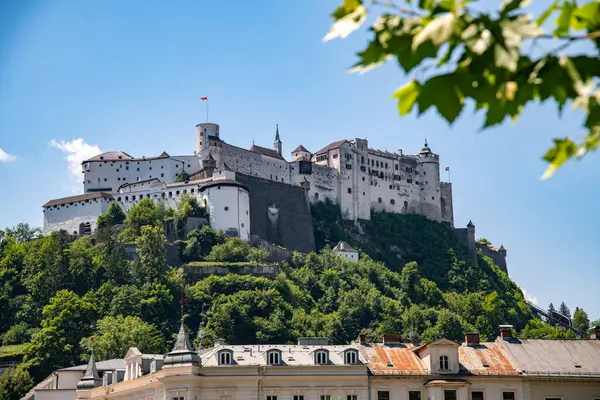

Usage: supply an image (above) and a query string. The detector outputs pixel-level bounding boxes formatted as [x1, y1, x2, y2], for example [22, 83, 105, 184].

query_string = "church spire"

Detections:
[163, 320, 201, 367]
[77, 347, 102, 390]
[274, 124, 282, 155]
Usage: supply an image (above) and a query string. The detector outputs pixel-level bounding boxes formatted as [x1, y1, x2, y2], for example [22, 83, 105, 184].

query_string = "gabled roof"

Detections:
[458, 342, 517, 376]
[84, 151, 133, 162]
[413, 338, 459, 354]
[43, 192, 114, 208]
[158, 151, 170, 158]
[314, 140, 349, 155]
[357, 343, 426, 375]
[498, 338, 600, 376]
[293, 145, 310, 153]
[333, 241, 358, 253]
[250, 144, 284, 160]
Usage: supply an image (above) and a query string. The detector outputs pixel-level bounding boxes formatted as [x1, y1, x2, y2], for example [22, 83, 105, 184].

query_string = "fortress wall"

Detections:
[217, 143, 291, 184]
[235, 173, 316, 254]
[440, 182, 454, 226]
[477, 244, 508, 274]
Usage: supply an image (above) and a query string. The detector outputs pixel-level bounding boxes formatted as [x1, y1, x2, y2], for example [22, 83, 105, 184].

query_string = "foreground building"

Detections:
[24, 325, 600, 400]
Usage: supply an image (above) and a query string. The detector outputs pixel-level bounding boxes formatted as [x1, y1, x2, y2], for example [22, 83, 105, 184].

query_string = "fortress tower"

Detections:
[274, 124, 282, 156]
[417, 140, 442, 221]
[196, 123, 221, 154]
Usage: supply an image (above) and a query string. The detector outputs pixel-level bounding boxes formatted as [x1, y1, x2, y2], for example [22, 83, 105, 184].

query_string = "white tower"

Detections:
[196, 123, 220, 154]
[418, 140, 442, 221]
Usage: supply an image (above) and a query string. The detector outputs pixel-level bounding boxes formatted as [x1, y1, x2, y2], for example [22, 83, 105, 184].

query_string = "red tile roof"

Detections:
[314, 140, 349, 155]
[358, 344, 427, 375]
[458, 342, 518, 376]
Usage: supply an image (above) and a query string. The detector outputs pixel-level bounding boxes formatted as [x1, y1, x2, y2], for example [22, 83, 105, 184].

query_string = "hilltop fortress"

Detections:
[42, 122, 506, 271]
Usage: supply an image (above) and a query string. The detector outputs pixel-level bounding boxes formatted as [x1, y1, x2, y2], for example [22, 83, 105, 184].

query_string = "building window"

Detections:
[347, 396, 358, 400]
[407, 179, 412, 183]
[395, 164, 398, 170]
[347, 188, 352, 194]
[444, 391, 457, 400]
[378, 197, 382, 203]
[439, 355, 449, 370]
[344, 350, 358, 364]
[267, 396, 277, 400]
[377, 392, 389, 400]
[173, 397, 184, 400]
[390, 199, 395, 205]
[315, 350, 328, 365]
[404, 200, 408, 207]
[471, 392, 484, 400]
[161, 173, 164, 177]
[409, 392, 421, 400]
[333, 154, 338, 158]
[267, 350, 280, 365]
[137, 168, 139, 171]
[224, 206, 229, 211]
[218, 351, 232, 365]
[432, 196, 435, 200]
[502, 394, 515, 400]
[294, 396, 304, 400]
[321, 396, 331, 400]
[389, 184, 392, 189]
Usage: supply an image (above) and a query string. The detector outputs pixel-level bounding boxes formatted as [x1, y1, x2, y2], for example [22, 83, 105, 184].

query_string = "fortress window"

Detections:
[116, 169, 119, 172]
[137, 168, 140, 171]
[169, 192, 172, 197]
[125, 196, 129, 201]
[187, 164, 190, 168]
[126, 166, 129, 170]
[281, 178, 284, 182]
[176, 191, 180, 195]
[371, 160, 374, 166]
[100, 156, 104, 160]
[161, 173, 164, 177]
[161, 166, 163, 169]
[395, 164, 398, 170]
[362, 177, 365, 181]
[389, 185, 392, 189]
[432, 197, 435, 200]
[404, 201, 408, 207]
[407, 179, 412, 183]
[87, 180, 90, 184]
[423, 171, 426, 175]
[149, 167, 152, 170]
[118, 178, 121, 181]
[347, 188, 352, 194]
[361, 156, 364, 164]
[376, 161, 379, 167]
[224, 206, 229, 211]
[385, 162, 388, 169]
[104, 178, 107, 181]
[132, 195, 136, 200]
[416, 181, 419, 185]
[346, 164, 352, 170]
[378, 197, 382, 203]
[333, 154, 338, 159]
[391, 199, 395, 204]
[191, 188, 194, 193]
[315, 193, 319, 200]
[183, 189, 187, 194]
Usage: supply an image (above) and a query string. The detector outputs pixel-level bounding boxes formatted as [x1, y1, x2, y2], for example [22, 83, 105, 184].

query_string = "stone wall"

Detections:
[249, 234, 293, 262]
[235, 173, 316, 254]
[477, 244, 508, 274]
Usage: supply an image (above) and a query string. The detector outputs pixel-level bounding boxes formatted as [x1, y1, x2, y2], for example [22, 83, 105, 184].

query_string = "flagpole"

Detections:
[206, 99, 209, 122]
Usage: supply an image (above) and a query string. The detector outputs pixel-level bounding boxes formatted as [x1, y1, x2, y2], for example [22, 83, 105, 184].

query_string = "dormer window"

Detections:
[344, 349, 359, 365]
[439, 355, 449, 370]
[218, 350, 232, 365]
[314, 349, 328, 365]
[267, 350, 281, 365]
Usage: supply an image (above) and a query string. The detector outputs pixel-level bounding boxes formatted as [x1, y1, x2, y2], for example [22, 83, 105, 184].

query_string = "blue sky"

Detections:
[1, 0, 598, 321]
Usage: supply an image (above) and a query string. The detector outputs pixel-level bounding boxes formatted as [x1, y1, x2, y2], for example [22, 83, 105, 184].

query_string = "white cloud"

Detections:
[50, 138, 101, 178]
[0, 148, 17, 163]
[519, 286, 538, 305]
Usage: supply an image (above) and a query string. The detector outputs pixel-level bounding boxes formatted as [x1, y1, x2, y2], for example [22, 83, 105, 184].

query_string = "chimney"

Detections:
[499, 325, 513, 340]
[358, 334, 366, 345]
[382, 334, 402, 345]
[214, 338, 227, 346]
[591, 326, 600, 340]
[465, 332, 480, 346]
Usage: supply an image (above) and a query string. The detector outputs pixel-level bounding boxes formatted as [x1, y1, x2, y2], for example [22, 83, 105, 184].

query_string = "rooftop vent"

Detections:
[482, 361, 489, 368]
[386, 361, 393, 367]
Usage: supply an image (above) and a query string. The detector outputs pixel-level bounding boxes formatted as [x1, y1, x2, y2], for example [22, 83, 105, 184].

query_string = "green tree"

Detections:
[23, 290, 96, 381]
[206, 237, 251, 262]
[176, 193, 205, 219]
[97, 202, 126, 229]
[187, 225, 226, 257]
[4, 223, 41, 243]
[325, 0, 600, 177]
[591, 318, 600, 327]
[2, 322, 31, 345]
[175, 169, 189, 183]
[248, 247, 270, 263]
[80, 315, 165, 361]
[132, 225, 167, 283]
[520, 318, 573, 339]
[559, 301, 571, 318]
[120, 198, 161, 241]
[0, 365, 34, 400]
[67, 236, 96, 295]
[572, 307, 590, 332]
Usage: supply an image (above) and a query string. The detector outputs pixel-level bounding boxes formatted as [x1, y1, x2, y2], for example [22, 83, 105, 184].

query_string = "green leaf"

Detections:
[483, 100, 508, 128]
[554, 1, 575, 36]
[501, 0, 527, 15]
[571, 2, 600, 30]
[494, 43, 519, 71]
[389, 35, 439, 73]
[392, 80, 422, 115]
[412, 13, 458, 51]
[419, 0, 436, 11]
[537, 1, 559, 26]
[324, 3, 367, 41]
[350, 40, 390, 73]
[541, 138, 578, 179]
[418, 73, 464, 123]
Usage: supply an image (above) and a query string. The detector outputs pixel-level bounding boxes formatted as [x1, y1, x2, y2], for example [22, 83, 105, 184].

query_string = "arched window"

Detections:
[267, 350, 281, 365]
[314, 349, 328, 365]
[439, 355, 449, 370]
[344, 350, 359, 365]
[218, 350, 232, 365]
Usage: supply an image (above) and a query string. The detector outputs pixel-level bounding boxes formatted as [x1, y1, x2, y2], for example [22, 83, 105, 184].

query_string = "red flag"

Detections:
[445, 166, 450, 171]
[201, 97, 208, 101]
